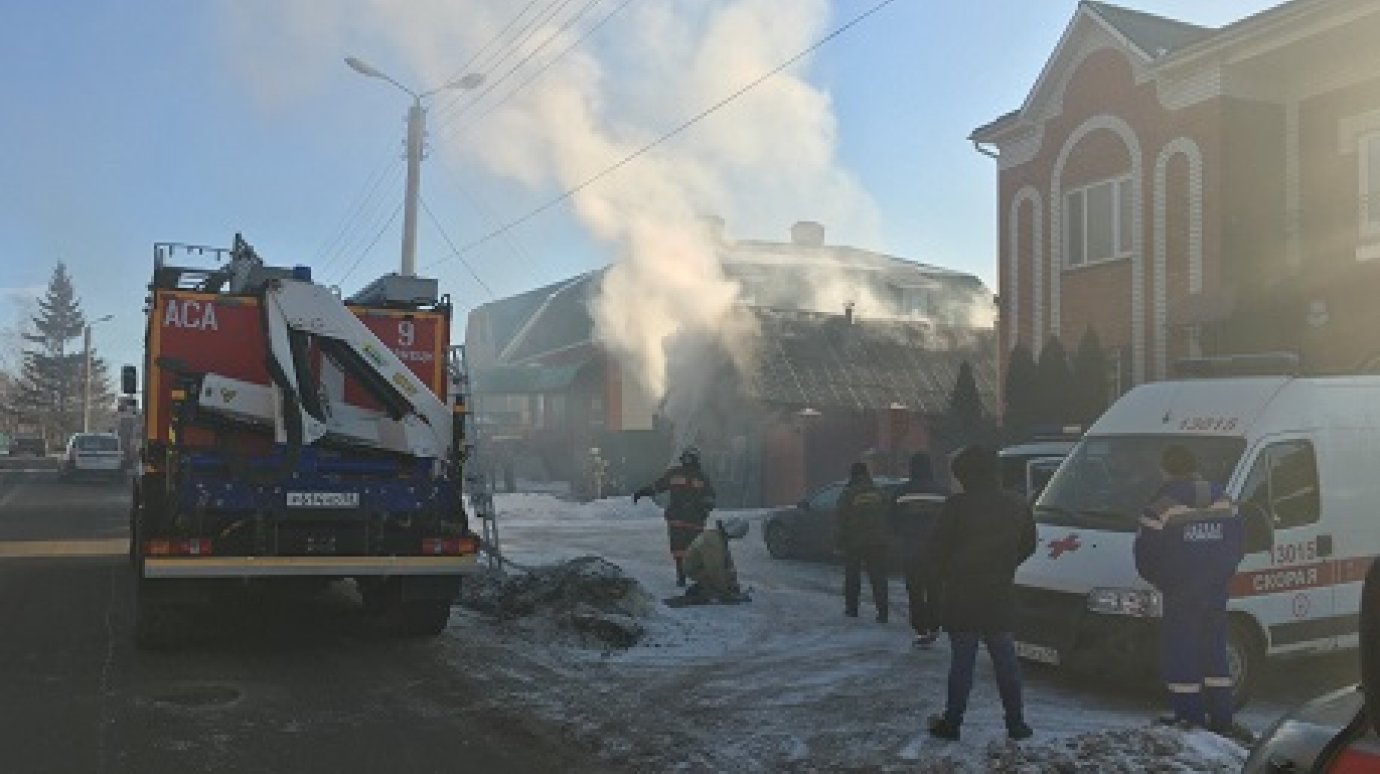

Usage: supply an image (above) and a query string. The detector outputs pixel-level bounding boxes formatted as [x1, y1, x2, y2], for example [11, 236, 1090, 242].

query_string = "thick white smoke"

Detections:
[218, 0, 881, 415]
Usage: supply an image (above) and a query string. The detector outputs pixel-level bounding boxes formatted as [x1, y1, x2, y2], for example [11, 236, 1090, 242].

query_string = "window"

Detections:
[1064, 176, 1133, 268]
[1239, 440, 1320, 531]
[1036, 434, 1245, 532]
[809, 483, 844, 511]
[1360, 131, 1380, 239]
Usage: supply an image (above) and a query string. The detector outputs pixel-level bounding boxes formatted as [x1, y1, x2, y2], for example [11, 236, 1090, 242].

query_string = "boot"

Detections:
[1006, 719, 1033, 740]
[927, 714, 960, 741]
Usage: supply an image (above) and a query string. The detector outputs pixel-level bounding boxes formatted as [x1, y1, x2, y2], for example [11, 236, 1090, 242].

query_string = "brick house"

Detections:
[463, 224, 997, 505]
[971, 0, 1380, 394]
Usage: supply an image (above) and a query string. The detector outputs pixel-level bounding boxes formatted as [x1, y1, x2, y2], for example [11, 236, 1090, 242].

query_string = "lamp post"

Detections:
[346, 57, 484, 277]
[83, 314, 113, 433]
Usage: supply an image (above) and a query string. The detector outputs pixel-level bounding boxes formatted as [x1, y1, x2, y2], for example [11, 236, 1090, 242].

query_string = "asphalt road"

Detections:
[0, 461, 599, 774]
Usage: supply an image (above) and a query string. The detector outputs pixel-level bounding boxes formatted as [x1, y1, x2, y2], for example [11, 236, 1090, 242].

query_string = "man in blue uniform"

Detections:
[635, 446, 716, 587]
[1134, 444, 1245, 738]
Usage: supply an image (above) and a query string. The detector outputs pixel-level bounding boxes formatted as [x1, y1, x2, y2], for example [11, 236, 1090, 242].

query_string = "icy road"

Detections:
[446, 492, 1361, 773]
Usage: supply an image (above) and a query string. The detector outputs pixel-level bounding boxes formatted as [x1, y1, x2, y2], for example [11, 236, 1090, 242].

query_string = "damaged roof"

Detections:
[749, 309, 997, 416]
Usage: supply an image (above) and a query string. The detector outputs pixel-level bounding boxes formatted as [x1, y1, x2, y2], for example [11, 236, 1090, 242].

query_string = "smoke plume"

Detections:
[219, 0, 882, 427]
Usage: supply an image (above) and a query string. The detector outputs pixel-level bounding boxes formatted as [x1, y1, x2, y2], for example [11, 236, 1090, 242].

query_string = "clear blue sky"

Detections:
[0, 0, 1278, 371]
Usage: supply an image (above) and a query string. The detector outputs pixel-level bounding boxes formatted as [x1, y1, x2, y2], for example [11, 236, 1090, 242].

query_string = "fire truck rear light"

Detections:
[145, 539, 213, 556]
[421, 537, 477, 555]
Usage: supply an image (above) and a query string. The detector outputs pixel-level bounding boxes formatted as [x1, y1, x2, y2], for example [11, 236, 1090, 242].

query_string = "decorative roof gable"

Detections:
[973, 2, 1212, 143]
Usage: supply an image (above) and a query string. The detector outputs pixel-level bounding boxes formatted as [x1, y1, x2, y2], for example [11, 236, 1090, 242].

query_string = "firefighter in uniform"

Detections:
[680, 517, 749, 603]
[634, 446, 716, 586]
[1134, 444, 1245, 738]
[836, 461, 891, 622]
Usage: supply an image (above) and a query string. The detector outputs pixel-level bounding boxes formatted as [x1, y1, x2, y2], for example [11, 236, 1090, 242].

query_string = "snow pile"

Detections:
[458, 555, 659, 649]
[905, 726, 1247, 773]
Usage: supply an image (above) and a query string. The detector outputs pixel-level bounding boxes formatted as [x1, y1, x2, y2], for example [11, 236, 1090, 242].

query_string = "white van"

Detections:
[1013, 374, 1380, 705]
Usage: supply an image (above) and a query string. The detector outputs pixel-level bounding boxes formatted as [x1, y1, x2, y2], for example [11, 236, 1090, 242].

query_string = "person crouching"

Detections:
[681, 517, 750, 604]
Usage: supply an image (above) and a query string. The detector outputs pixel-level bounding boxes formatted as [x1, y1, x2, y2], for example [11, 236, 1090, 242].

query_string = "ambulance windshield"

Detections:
[1034, 435, 1246, 532]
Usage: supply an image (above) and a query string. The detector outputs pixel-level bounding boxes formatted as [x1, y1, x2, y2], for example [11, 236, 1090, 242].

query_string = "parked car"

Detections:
[60, 432, 124, 480]
[10, 436, 46, 456]
[1244, 560, 1380, 772]
[763, 477, 945, 564]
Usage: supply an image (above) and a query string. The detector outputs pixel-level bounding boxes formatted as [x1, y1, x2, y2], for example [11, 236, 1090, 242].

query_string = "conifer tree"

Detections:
[1071, 328, 1110, 426]
[15, 263, 113, 442]
[1035, 335, 1074, 427]
[1003, 342, 1039, 441]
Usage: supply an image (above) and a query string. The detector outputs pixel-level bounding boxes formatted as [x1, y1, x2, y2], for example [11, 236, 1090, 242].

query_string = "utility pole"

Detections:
[402, 100, 425, 277]
[346, 57, 484, 278]
[83, 314, 112, 433]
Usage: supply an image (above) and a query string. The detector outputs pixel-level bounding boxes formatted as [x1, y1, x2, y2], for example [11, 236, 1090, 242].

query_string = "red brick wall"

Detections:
[996, 46, 1222, 383]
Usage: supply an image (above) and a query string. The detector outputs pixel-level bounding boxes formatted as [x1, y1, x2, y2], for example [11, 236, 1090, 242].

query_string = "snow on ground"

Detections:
[439, 493, 1352, 772]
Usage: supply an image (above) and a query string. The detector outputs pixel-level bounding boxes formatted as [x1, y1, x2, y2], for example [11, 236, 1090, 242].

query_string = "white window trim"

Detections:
[1064, 175, 1134, 270]
[1359, 130, 1380, 251]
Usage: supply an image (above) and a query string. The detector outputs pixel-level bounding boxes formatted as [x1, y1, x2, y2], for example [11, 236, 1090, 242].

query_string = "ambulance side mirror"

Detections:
[121, 365, 137, 396]
[1241, 502, 1274, 554]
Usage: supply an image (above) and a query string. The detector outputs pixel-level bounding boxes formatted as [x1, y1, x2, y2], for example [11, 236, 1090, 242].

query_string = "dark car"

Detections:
[10, 437, 46, 456]
[1244, 561, 1380, 771]
[762, 477, 945, 564]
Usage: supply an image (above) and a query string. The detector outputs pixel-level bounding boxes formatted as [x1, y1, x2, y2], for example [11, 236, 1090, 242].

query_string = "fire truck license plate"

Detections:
[286, 492, 360, 508]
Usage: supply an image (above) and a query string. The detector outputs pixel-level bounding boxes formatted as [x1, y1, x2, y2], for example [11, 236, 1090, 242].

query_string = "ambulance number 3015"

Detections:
[1272, 539, 1318, 566]
[1177, 416, 1238, 432]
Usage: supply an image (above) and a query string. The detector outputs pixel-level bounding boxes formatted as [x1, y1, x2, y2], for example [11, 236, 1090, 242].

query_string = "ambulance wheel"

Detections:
[764, 523, 794, 560]
[1226, 619, 1260, 710]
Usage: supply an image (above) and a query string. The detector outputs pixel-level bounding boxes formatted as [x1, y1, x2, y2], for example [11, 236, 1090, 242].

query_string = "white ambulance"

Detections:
[1013, 371, 1380, 706]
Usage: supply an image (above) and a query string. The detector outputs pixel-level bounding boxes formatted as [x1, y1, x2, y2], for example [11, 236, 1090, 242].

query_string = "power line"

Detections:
[439, 0, 545, 91]
[311, 144, 399, 269]
[419, 195, 495, 297]
[432, 0, 572, 124]
[432, 0, 604, 136]
[317, 157, 405, 274]
[424, 0, 900, 272]
[333, 201, 404, 287]
[436, 0, 637, 141]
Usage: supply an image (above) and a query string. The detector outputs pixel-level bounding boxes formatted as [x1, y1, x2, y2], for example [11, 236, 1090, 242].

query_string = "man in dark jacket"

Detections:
[892, 451, 946, 647]
[836, 461, 891, 622]
[634, 446, 716, 586]
[1134, 444, 1245, 737]
[926, 445, 1037, 742]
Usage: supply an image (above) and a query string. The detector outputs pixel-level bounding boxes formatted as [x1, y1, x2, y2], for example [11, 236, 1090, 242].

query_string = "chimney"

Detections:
[844, 301, 855, 324]
[700, 214, 727, 244]
[790, 221, 825, 247]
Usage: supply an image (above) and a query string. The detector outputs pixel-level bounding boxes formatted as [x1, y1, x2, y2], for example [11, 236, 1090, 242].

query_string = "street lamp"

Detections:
[345, 56, 484, 277]
[84, 314, 113, 433]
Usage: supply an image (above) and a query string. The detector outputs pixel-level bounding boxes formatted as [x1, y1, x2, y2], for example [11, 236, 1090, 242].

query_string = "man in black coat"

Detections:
[892, 451, 946, 647]
[926, 445, 1037, 742]
[836, 461, 891, 623]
